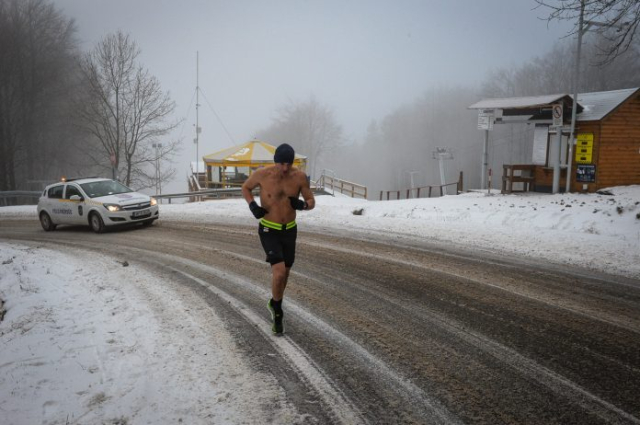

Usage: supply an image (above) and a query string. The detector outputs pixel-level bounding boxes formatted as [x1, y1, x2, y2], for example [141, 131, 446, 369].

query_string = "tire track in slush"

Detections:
[301, 239, 640, 334]
[143, 250, 462, 425]
[296, 240, 640, 424]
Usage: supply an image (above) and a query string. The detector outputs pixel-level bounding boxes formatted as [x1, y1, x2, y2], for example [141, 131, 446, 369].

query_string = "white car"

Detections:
[37, 178, 159, 233]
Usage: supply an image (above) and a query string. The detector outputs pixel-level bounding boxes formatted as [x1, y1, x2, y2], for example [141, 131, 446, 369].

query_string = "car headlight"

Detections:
[104, 203, 122, 212]
[150, 197, 157, 206]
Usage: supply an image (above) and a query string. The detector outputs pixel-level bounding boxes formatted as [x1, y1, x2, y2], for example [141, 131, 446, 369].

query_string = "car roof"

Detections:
[45, 178, 112, 188]
[68, 178, 112, 184]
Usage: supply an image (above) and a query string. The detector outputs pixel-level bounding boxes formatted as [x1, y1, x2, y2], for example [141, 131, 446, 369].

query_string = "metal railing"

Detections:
[0, 191, 41, 206]
[379, 172, 464, 200]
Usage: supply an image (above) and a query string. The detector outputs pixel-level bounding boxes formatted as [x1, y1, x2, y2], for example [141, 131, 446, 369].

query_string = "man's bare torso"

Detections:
[256, 166, 305, 223]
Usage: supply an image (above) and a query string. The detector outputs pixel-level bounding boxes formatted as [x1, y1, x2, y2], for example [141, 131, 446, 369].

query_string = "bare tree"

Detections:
[0, 0, 80, 193]
[78, 31, 180, 189]
[535, 0, 640, 63]
[258, 96, 343, 179]
[481, 35, 640, 98]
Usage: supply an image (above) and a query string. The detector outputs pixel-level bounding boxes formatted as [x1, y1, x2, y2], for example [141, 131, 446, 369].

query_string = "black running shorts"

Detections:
[258, 219, 298, 267]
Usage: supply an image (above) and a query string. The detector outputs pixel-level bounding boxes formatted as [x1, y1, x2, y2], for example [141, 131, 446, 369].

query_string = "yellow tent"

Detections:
[202, 139, 307, 187]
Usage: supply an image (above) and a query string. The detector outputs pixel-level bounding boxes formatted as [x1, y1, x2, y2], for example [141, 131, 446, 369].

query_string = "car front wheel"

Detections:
[89, 212, 105, 233]
[39, 212, 57, 231]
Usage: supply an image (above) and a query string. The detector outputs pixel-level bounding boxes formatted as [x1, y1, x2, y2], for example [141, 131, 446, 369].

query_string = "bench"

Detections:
[502, 164, 536, 194]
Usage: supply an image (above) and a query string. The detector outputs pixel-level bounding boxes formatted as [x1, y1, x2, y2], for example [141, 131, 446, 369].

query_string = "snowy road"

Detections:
[2, 219, 640, 424]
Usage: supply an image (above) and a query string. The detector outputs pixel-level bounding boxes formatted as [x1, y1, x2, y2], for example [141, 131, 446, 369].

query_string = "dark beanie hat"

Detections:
[274, 143, 295, 164]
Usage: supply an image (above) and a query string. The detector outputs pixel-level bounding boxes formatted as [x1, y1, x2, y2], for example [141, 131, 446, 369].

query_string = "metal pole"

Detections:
[481, 129, 489, 190]
[195, 51, 200, 174]
[158, 143, 162, 196]
[566, 0, 585, 193]
[439, 157, 447, 195]
[552, 129, 562, 193]
[406, 171, 419, 198]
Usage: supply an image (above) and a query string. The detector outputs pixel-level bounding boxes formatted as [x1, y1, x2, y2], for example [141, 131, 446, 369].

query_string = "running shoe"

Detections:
[267, 299, 284, 334]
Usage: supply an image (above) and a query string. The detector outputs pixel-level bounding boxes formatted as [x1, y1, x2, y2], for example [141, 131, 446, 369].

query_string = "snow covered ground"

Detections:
[1, 186, 639, 423]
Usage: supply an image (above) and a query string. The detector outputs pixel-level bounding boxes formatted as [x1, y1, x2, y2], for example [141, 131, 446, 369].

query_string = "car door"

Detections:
[64, 184, 88, 225]
[46, 184, 69, 223]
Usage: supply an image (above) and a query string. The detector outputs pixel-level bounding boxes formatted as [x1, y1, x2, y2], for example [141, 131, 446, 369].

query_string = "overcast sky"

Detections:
[55, 0, 573, 190]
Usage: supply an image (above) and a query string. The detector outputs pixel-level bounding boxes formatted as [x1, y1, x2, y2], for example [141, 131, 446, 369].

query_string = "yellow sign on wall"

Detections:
[575, 133, 594, 164]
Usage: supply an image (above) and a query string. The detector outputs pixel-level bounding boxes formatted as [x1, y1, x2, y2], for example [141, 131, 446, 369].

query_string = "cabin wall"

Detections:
[596, 93, 640, 190]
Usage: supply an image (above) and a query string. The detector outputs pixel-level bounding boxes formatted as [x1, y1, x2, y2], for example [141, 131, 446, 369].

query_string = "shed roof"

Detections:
[469, 87, 639, 122]
[468, 93, 569, 110]
[575, 87, 639, 121]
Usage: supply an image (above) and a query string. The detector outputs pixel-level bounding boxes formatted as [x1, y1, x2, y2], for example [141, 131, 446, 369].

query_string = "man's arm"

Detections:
[299, 173, 315, 211]
[242, 170, 268, 218]
[241, 170, 261, 204]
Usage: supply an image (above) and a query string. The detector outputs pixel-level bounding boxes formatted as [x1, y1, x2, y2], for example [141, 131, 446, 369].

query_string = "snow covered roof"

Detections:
[468, 94, 569, 110]
[575, 87, 639, 121]
[469, 87, 640, 122]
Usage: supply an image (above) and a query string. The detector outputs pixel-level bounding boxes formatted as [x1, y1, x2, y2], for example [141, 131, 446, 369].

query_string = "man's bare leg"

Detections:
[271, 262, 290, 301]
[268, 263, 290, 334]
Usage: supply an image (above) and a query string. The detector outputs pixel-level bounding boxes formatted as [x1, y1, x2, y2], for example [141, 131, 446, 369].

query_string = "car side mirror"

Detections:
[70, 195, 83, 201]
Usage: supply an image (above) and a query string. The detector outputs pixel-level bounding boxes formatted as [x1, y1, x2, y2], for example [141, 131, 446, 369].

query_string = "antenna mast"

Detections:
[195, 51, 201, 173]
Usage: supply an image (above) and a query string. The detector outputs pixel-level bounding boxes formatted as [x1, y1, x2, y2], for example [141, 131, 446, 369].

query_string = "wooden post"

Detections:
[380, 191, 383, 201]
[458, 171, 463, 194]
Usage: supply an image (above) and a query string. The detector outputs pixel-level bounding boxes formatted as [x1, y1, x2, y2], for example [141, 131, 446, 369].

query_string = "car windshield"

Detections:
[80, 180, 133, 198]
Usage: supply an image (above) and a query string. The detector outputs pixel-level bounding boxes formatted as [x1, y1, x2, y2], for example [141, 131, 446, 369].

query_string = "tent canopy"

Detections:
[203, 139, 307, 168]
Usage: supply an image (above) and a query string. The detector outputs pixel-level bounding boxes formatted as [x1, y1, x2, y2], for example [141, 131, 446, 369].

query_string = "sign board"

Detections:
[552, 103, 563, 127]
[576, 133, 593, 146]
[575, 133, 594, 164]
[532, 125, 548, 165]
[478, 114, 494, 131]
[576, 165, 596, 183]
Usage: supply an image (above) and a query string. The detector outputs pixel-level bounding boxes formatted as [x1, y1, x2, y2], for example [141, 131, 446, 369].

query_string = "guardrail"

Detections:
[0, 191, 41, 206]
[155, 187, 257, 203]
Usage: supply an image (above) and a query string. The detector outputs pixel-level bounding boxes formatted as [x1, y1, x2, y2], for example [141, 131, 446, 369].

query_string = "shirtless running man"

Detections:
[241, 143, 315, 334]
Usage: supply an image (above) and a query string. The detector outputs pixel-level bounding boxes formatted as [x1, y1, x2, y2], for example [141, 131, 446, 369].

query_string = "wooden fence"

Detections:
[315, 173, 367, 199]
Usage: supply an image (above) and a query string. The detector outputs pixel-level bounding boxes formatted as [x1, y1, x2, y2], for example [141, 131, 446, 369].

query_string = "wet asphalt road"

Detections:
[2, 219, 639, 424]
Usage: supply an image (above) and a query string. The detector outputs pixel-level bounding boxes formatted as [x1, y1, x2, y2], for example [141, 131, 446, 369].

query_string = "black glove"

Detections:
[289, 196, 307, 211]
[249, 201, 267, 219]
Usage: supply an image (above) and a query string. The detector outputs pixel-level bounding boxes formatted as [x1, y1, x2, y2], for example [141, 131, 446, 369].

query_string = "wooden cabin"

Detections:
[470, 87, 640, 193]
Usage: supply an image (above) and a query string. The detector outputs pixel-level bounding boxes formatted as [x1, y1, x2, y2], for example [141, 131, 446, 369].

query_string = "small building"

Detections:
[469, 87, 640, 193]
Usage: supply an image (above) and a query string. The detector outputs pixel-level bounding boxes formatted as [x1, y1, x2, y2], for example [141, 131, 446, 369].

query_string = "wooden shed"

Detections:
[470, 87, 640, 193]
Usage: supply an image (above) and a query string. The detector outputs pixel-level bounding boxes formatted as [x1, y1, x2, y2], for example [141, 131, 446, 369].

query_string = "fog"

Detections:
[55, 0, 576, 195]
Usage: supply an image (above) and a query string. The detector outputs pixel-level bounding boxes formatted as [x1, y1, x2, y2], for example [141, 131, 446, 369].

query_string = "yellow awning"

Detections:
[203, 139, 306, 168]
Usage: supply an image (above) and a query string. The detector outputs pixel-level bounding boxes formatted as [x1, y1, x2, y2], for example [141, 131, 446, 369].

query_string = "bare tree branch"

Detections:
[535, 0, 640, 63]
[77, 31, 181, 188]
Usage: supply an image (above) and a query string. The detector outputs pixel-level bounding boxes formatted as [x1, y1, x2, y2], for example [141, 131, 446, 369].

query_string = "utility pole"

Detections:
[152, 142, 162, 196]
[194, 51, 201, 175]
[566, 0, 585, 194]
[565, 4, 627, 193]
[481, 130, 489, 190]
